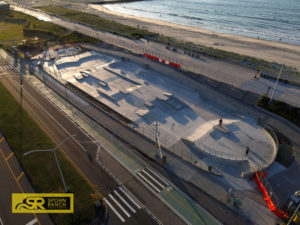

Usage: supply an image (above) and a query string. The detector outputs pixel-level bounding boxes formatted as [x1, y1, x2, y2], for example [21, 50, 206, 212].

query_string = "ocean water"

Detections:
[104, 0, 300, 45]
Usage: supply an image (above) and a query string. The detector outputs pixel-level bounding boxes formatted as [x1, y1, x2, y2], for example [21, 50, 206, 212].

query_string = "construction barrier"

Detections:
[254, 172, 288, 219]
[144, 53, 180, 68]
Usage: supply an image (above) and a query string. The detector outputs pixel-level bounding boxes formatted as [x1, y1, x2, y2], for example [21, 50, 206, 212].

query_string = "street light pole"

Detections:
[23, 134, 76, 193]
[269, 65, 283, 103]
[53, 149, 68, 193]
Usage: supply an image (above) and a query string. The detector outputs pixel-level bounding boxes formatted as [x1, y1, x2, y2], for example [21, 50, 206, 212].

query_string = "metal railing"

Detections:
[197, 143, 248, 161]
[241, 119, 279, 177]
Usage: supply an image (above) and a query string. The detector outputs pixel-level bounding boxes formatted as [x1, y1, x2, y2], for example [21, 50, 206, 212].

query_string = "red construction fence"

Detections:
[144, 53, 180, 69]
[254, 172, 288, 219]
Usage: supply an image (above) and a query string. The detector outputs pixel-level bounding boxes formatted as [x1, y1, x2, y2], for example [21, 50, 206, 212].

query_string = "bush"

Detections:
[258, 96, 300, 127]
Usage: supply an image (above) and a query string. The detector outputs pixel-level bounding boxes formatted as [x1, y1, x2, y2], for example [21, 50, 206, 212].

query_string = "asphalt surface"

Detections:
[0, 57, 186, 225]
[0, 133, 53, 225]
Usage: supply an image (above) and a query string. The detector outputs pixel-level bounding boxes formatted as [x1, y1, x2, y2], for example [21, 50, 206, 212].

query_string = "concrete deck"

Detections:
[42, 48, 277, 177]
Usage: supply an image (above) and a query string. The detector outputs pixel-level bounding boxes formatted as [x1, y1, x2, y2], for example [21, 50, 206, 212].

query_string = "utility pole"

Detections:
[19, 52, 24, 153]
[269, 65, 283, 103]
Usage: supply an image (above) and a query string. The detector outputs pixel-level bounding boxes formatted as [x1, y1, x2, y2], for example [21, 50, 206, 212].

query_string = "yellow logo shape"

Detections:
[12, 193, 73, 213]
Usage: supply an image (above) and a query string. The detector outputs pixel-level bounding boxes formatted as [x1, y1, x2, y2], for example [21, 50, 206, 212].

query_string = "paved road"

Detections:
[0, 133, 53, 225]
[0, 58, 186, 225]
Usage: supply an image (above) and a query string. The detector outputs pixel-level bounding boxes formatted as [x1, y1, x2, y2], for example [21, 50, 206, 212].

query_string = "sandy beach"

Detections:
[89, 4, 300, 71]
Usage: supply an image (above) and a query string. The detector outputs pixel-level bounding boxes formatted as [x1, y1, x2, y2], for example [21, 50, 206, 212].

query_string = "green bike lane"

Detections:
[160, 187, 221, 225]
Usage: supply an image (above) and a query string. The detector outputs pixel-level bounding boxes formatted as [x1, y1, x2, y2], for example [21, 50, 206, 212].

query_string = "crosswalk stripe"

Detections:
[109, 194, 131, 218]
[114, 190, 136, 213]
[0, 65, 14, 71]
[142, 170, 165, 189]
[25, 218, 38, 225]
[138, 172, 161, 193]
[146, 167, 169, 186]
[104, 198, 125, 223]
[119, 187, 141, 209]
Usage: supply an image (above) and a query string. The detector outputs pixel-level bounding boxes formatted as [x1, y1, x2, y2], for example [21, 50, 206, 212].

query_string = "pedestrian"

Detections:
[245, 146, 249, 156]
[219, 117, 223, 126]
[227, 188, 233, 203]
[233, 197, 240, 208]
[208, 165, 212, 172]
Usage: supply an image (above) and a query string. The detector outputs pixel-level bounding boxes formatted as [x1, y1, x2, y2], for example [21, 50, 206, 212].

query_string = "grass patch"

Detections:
[276, 143, 295, 167]
[0, 10, 66, 48]
[1, 10, 99, 52]
[273, 131, 295, 167]
[59, 31, 99, 44]
[10, 10, 67, 37]
[257, 96, 300, 128]
[0, 22, 24, 43]
[0, 81, 102, 225]
[36, 6, 154, 39]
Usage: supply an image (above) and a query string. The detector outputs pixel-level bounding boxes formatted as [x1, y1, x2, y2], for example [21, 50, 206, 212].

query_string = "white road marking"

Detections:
[119, 187, 141, 209]
[146, 167, 169, 186]
[142, 170, 165, 189]
[137, 172, 161, 193]
[0, 216, 3, 225]
[103, 198, 125, 223]
[25, 218, 38, 225]
[109, 194, 130, 218]
[114, 190, 136, 213]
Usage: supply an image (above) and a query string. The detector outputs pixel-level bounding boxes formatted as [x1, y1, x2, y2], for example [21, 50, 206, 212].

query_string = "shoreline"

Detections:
[89, 4, 300, 71]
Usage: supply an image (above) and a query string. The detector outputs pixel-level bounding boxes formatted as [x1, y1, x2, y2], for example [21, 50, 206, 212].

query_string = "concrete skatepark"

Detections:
[40, 47, 278, 178]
